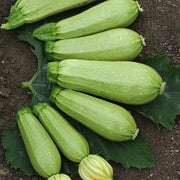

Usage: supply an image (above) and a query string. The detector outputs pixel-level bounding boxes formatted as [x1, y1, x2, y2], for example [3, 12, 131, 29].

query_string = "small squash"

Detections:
[16, 107, 61, 178]
[49, 87, 139, 142]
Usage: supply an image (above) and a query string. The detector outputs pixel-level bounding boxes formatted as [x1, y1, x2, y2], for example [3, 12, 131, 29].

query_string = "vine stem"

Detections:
[21, 71, 40, 95]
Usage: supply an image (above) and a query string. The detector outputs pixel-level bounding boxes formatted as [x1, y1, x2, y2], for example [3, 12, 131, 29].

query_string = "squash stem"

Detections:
[136, 1, 144, 12]
[49, 86, 63, 103]
[160, 82, 166, 95]
[1, 5, 25, 30]
[21, 81, 36, 95]
[132, 129, 139, 140]
[140, 35, 146, 46]
[33, 23, 57, 41]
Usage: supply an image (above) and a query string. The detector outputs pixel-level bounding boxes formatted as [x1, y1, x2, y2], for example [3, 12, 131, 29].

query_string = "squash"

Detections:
[45, 28, 145, 61]
[33, 103, 89, 163]
[33, 0, 143, 41]
[47, 59, 166, 105]
[16, 107, 61, 178]
[49, 87, 139, 142]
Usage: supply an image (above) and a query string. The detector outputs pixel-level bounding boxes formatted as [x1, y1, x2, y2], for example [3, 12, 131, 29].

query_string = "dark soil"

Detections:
[0, 0, 180, 180]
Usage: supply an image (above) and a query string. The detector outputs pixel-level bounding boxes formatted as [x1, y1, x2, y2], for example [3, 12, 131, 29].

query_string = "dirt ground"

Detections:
[0, 0, 180, 180]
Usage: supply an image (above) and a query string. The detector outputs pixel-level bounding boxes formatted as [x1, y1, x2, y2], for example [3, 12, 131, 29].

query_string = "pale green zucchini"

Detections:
[33, 0, 143, 41]
[47, 60, 166, 105]
[79, 154, 113, 180]
[16, 107, 61, 178]
[49, 87, 139, 142]
[45, 28, 145, 61]
[33, 103, 89, 163]
[48, 174, 71, 180]
[1, 0, 97, 30]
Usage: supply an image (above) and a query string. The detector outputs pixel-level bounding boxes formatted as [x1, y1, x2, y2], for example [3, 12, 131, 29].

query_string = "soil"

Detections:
[0, 0, 180, 180]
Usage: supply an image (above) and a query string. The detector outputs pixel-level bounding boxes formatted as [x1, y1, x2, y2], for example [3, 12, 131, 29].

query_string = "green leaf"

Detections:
[18, 25, 48, 70]
[2, 122, 37, 176]
[21, 65, 52, 107]
[133, 55, 180, 130]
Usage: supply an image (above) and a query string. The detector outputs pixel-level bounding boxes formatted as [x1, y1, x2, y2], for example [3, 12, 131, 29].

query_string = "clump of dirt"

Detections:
[0, 0, 179, 179]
